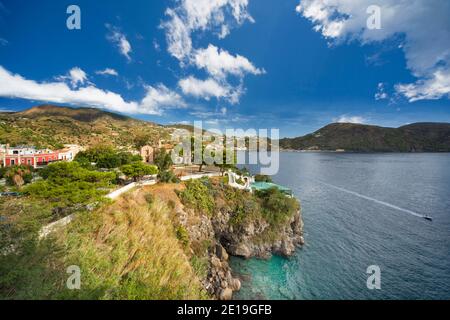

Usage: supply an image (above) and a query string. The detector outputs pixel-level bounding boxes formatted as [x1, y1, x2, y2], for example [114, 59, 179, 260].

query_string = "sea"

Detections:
[231, 152, 450, 300]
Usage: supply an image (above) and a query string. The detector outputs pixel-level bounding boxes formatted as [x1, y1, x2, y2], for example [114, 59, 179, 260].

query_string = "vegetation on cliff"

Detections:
[1, 175, 302, 299]
[178, 177, 300, 247]
[0, 186, 207, 299]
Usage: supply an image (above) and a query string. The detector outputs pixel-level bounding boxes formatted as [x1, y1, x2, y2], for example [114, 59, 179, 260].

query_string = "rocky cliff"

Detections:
[174, 178, 304, 300]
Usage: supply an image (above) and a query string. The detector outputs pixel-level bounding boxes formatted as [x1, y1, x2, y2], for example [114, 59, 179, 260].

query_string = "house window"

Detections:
[28, 159, 32, 165]
[11, 159, 15, 165]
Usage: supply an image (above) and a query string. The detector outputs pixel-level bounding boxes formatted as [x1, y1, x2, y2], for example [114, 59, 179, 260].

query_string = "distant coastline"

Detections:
[279, 149, 450, 153]
[279, 122, 450, 153]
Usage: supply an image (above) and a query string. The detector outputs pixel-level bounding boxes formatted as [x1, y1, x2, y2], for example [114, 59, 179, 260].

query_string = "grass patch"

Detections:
[0, 192, 207, 300]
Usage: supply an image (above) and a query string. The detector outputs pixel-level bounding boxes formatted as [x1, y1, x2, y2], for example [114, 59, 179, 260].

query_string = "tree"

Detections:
[215, 148, 237, 176]
[5, 165, 33, 188]
[190, 138, 208, 172]
[158, 169, 180, 183]
[134, 134, 153, 149]
[75, 146, 142, 169]
[153, 148, 173, 171]
[26, 162, 116, 207]
[120, 162, 158, 181]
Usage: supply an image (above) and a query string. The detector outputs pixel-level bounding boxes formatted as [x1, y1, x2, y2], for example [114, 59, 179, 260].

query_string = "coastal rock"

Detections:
[216, 244, 229, 261]
[219, 288, 233, 301]
[233, 243, 252, 258]
[215, 208, 304, 259]
[176, 191, 304, 299]
[230, 278, 241, 291]
[205, 253, 240, 300]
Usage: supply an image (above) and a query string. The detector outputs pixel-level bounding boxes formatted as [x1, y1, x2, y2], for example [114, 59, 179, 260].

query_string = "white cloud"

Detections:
[69, 67, 87, 86]
[153, 39, 161, 52]
[140, 84, 186, 114]
[162, 0, 253, 62]
[162, 0, 262, 104]
[333, 115, 368, 124]
[183, 0, 253, 30]
[95, 68, 118, 77]
[0, 66, 184, 115]
[179, 76, 244, 104]
[296, 0, 450, 102]
[163, 8, 192, 61]
[205, 119, 219, 125]
[179, 76, 229, 100]
[375, 82, 388, 100]
[162, 0, 254, 61]
[56, 67, 88, 88]
[395, 69, 450, 102]
[193, 44, 264, 78]
[106, 24, 132, 61]
[0, 38, 8, 46]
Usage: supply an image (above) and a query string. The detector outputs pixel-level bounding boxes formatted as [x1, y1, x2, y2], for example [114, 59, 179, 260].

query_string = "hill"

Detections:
[279, 122, 450, 152]
[0, 105, 175, 149]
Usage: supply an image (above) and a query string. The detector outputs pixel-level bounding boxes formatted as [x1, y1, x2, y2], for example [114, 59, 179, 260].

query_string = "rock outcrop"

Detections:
[213, 208, 304, 259]
[203, 244, 241, 300]
[176, 191, 304, 300]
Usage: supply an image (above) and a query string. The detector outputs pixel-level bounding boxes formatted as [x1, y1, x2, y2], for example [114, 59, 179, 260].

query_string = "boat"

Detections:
[423, 215, 433, 221]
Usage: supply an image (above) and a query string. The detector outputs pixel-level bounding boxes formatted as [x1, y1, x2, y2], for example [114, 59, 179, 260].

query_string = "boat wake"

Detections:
[314, 179, 426, 219]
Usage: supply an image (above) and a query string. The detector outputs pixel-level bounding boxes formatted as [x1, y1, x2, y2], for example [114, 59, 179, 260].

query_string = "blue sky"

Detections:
[0, 0, 449, 137]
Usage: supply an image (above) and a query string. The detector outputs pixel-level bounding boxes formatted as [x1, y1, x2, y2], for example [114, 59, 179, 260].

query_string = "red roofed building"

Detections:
[0, 144, 79, 168]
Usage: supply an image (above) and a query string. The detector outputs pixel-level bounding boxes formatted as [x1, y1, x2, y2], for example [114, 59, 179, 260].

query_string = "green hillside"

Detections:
[279, 123, 450, 152]
[0, 105, 174, 149]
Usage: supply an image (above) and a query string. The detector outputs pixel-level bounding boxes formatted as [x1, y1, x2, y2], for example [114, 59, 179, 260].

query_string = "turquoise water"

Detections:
[231, 152, 450, 300]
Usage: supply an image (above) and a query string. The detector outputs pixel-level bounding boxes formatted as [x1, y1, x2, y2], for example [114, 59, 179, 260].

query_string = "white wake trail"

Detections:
[314, 179, 424, 219]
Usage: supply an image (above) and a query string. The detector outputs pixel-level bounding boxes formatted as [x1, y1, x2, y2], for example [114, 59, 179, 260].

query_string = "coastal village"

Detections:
[0, 137, 292, 196]
[0, 144, 82, 168]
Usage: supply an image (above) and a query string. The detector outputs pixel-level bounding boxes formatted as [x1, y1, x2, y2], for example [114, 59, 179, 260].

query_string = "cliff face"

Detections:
[212, 206, 304, 259]
[175, 178, 304, 299]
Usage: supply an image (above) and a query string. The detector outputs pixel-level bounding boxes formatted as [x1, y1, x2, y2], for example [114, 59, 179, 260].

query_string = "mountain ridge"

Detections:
[280, 122, 450, 152]
[2, 105, 450, 152]
[0, 105, 173, 149]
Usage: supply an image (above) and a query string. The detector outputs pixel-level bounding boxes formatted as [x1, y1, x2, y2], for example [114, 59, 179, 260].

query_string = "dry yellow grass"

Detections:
[59, 187, 207, 300]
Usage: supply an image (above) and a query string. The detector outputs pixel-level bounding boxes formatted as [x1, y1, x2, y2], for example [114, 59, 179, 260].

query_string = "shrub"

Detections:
[168, 200, 176, 209]
[176, 225, 190, 248]
[4, 165, 33, 187]
[256, 187, 299, 228]
[179, 179, 215, 216]
[75, 146, 141, 169]
[254, 174, 272, 183]
[120, 162, 158, 181]
[25, 162, 116, 208]
[158, 170, 180, 183]
[153, 148, 173, 171]
[234, 167, 250, 176]
[144, 193, 154, 206]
